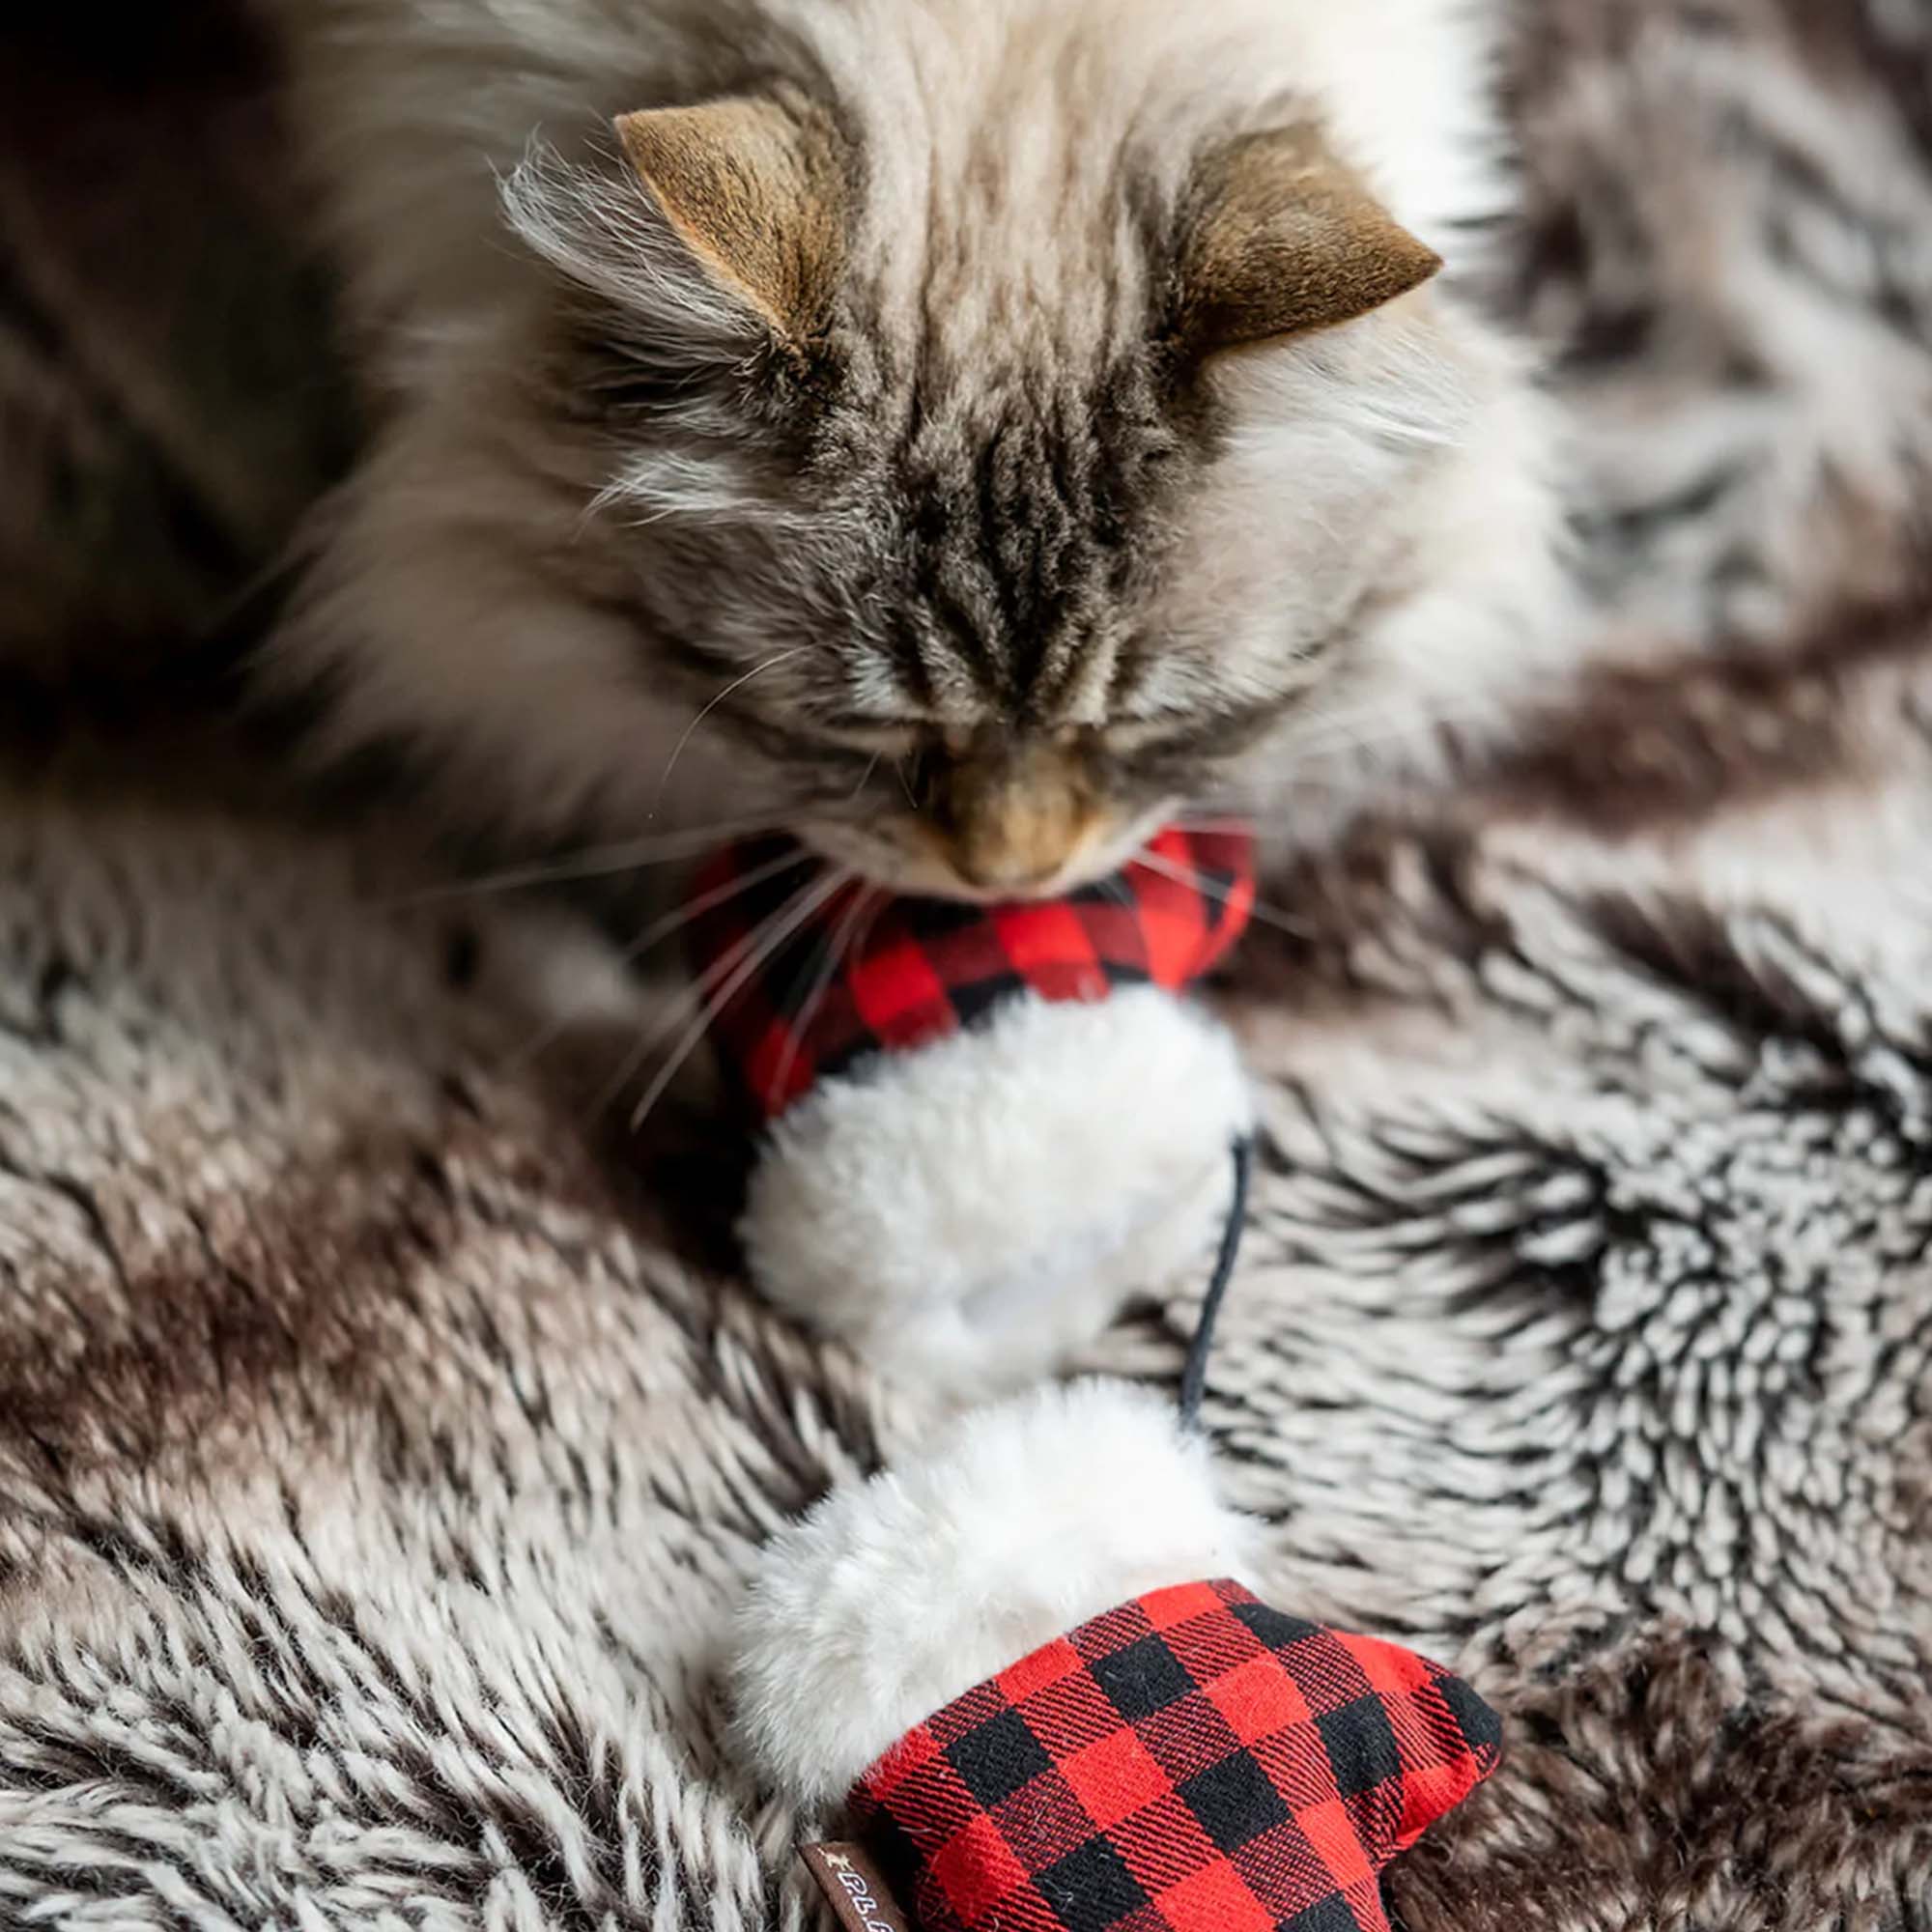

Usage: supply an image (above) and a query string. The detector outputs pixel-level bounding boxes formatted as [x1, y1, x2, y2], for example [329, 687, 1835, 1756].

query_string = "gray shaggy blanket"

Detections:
[4, 2, 1932, 1928]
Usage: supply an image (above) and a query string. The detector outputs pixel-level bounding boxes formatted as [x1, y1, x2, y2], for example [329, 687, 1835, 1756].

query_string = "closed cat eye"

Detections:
[809, 720, 980, 760]
[808, 721, 925, 759]
[1102, 717, 1204, 755]
[810, 719, 1185, 775]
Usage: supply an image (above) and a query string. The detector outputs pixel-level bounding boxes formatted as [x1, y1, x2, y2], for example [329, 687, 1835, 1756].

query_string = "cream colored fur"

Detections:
[259, 0, 1575, 859]
[266, 0, 1506, 359]
[727, 1379, 1256, 1806]
[739, 986, 1252, 1392]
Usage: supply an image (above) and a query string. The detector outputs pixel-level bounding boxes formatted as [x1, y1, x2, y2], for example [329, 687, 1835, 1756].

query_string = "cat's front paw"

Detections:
[739, 984, 1251, 1393]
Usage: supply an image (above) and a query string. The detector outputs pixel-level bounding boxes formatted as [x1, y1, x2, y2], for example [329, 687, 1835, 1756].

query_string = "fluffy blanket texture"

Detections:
[4, 2, 1932, 1928]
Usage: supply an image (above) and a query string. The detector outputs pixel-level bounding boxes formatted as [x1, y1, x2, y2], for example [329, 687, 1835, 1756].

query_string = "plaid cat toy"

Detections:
[709, 834, 1503, 1930]
[686, 827, 1259, 1391]
[728, 1383, 1504, 1932]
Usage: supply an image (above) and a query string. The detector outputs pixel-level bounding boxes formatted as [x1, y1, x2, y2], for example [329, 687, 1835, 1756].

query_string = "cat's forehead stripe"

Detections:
[858, 343, 1175, 715]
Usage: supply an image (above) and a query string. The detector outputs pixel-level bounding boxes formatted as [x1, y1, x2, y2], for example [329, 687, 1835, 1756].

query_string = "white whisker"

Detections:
[848, 753, 882, 801]
[653, 647, 810, 808]
[627, 866, 853, 1131]
[585, 869, 822, 1122]
[1286, 691, 1513, 759]
[767, 882, 879, 1107]
[494, 842, 815, 1080]
[392, 817, 779, 904]
[1130, 846, 1314, 940]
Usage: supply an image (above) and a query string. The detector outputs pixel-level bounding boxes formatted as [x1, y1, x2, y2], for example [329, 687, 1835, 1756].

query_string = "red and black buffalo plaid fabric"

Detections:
[848, 1579, 1502, 1932]
[685, 825, 1256, 1120]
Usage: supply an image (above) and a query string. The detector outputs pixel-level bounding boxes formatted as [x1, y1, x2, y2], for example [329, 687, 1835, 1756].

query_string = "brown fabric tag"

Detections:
[801, 1841, 912, 1932]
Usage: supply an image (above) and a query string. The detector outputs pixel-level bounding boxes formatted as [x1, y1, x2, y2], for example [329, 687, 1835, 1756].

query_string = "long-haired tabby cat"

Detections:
[263, 0, 1568, 902]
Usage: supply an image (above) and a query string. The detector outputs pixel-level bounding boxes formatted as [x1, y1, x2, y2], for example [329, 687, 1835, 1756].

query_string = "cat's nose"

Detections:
[942, 789, 1094, 894]
[950, 846, 1064, 893]
[931, 743, 1099, 895]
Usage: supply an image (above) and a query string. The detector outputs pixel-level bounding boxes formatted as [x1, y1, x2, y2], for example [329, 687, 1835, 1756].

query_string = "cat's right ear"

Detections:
[612, 97, 847, 342]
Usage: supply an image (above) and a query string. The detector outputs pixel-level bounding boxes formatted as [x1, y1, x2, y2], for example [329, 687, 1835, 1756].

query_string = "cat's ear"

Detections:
[612, 96, 846, 339]
[1174, 127, 1441, 354]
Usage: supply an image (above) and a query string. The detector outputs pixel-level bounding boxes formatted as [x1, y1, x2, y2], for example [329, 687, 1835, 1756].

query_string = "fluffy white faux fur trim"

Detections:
[739, 986, 1252, 1392]
[727, 1379, 1255, 1807]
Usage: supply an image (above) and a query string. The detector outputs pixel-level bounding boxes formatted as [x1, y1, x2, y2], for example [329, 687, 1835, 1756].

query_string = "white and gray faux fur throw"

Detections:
[3, 1, 1932, 1928]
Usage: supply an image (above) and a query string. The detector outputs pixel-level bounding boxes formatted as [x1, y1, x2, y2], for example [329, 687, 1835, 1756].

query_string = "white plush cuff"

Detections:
[726, 1379, 1256, 1807]
[739, 986, 1252, 1391]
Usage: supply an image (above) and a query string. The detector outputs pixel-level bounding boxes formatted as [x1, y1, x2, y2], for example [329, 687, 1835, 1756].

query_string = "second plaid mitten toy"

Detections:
[727, 1381, 1503, 1932]
[686, 827, 1257, 1389]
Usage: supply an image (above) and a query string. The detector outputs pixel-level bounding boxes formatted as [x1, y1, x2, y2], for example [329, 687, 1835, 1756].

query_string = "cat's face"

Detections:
[591, 319, 1226, 901]
[501, 82, 1543, 899]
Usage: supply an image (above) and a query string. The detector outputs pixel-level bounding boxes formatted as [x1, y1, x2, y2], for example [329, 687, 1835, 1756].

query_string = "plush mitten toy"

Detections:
[686, 828, 1256, 1388]
[727, 1381, 1503, 1932]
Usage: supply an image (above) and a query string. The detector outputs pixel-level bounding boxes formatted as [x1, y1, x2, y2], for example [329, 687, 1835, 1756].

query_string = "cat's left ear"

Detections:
[612, 96, 847, 340]
[1173, 126, 1442, 355]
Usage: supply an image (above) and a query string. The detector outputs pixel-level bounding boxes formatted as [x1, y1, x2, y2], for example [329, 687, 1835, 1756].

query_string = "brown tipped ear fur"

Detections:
[613, 95, 846, 337]
[1176, 125, 1442, 352]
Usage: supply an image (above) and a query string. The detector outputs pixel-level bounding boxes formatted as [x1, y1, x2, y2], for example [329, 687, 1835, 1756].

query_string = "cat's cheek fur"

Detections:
[726, 1378, 1256, 1809]
[737, 985, 1251, 1394]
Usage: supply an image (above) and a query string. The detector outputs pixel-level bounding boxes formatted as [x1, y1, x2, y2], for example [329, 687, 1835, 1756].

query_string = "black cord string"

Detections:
[1178, 1136, 1254, 1432]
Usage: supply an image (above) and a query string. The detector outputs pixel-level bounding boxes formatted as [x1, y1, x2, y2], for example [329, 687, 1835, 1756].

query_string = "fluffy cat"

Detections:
[262, 0, 1571, 899]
